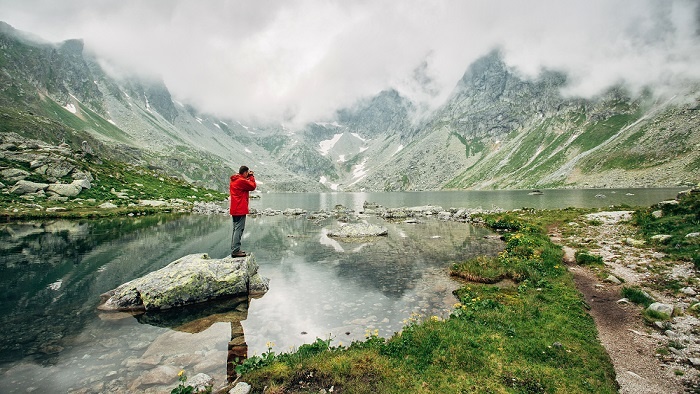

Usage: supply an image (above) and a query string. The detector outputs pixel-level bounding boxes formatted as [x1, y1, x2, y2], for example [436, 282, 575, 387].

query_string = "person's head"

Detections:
[238, 166, 249, 175]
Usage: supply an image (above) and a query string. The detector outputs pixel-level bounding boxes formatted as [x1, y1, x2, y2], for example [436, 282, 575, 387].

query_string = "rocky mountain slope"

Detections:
[1, 22, 698, 194]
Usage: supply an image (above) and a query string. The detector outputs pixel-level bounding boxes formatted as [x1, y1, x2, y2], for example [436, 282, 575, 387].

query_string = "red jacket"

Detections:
[229, 174, 256, 215]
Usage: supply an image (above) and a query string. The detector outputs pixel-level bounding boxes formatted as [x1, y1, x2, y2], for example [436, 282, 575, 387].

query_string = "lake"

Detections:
[0, 188, 684, 393]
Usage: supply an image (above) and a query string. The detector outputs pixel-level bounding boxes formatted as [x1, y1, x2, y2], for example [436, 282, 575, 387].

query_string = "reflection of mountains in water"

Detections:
[254, 216, 504, 299]
[0, 213, 230, 365]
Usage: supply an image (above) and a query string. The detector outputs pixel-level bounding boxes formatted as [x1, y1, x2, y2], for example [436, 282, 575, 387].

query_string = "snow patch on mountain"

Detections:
[319, 176, 339, 191]
[349, 158, 368, 186]
[319, 133, 343, 156]
[351, 133, 368, 142]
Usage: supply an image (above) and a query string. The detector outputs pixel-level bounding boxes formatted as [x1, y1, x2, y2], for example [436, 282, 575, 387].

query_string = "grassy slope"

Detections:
[0, 152, 228, 219]
[443, 94, 699, 190]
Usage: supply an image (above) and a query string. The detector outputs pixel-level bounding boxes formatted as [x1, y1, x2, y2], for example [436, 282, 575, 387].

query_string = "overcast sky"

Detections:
[1, 0, 699, 126]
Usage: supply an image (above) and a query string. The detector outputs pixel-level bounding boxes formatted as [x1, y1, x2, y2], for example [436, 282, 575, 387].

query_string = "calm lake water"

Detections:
[0, 188, 684, 393]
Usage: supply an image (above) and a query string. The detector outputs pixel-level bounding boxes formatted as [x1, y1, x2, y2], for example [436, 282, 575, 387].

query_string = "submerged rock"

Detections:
[327, 222, 388, 238]
[98, 253, 269, 311]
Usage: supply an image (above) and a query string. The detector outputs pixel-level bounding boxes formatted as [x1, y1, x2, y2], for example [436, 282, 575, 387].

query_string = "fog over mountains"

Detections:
[0, 16, 698, 193]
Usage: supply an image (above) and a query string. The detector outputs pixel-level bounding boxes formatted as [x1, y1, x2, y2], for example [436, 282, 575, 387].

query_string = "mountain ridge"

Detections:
[0, 22, 697, 193]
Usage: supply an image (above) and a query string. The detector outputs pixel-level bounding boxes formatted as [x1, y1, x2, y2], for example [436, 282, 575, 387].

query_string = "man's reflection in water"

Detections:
[135, 296, 251, 382]
[227, 315, 248, 381]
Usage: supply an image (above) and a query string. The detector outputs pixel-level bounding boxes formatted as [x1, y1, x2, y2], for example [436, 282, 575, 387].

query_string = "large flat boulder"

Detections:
[98, 253, 269, 311]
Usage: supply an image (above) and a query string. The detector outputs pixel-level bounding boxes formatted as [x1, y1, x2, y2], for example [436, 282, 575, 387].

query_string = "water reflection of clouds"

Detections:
[242, 216, 505, 356]
[319, 228, 344, 252]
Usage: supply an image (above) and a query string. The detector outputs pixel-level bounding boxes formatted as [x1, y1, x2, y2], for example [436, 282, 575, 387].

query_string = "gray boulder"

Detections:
[9, 180, 49, 194]
[651, 234, 672, 243]
[47, 182, 82, 197]
[98, 253, 269, 311]
[45, 160, 75, 178]
[187, 373, 214, 393]
[647, 302, 674, 318]
[0, 168, 30, 182]
[72, 178, 91, 189]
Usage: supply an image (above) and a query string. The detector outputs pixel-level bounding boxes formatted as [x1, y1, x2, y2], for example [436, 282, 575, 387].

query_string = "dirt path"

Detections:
[550, 211, 699, 393]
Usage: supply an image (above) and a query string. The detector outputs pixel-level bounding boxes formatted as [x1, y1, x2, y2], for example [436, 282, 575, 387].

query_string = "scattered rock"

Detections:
[0, 168, 30, 182]
[650, 234, 672, 242]
[283, 208, 307, 215]
[9, 180, 48, 194]
[327, 223, 388, 238]
[646, 302, 674, 319]
[604, 275, 622, 285]
[47, 182, 82, 197]
[624, 238, 645, 247]
[585, 211, 633, 224]
[139, 200, 168, 207]
[229, 381, 251, 394]
[187, 373, 214, 393]
[99, 202, 118, 209]
[562, 246, 576, 264]
[681, 287, 697, 296]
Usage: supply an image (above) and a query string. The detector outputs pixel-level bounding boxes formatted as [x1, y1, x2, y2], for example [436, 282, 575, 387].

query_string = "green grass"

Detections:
[573, 113, 638, 152]
[574, 250, 604, 266]
[236, 210, 618, 393]
[633, 191, 700, 268]
[621, 287, 654, 307]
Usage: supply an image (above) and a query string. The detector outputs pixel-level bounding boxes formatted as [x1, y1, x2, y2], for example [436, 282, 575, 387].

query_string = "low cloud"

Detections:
[1, 0, 698, 126]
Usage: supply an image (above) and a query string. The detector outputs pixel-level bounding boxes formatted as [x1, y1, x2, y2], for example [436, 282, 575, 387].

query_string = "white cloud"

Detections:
[1, 0, 698, 126]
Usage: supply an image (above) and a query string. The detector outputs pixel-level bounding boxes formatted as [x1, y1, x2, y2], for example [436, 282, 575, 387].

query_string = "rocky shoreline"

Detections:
[192, 199, 505, 225]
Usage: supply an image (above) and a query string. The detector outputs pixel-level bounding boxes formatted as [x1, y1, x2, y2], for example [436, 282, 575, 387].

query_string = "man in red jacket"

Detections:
[229, 165, 256, 257]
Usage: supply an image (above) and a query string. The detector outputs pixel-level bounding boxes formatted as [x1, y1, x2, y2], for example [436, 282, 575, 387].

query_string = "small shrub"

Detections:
[621, 287, 654, 307]
[644, 308, 671, 322]
[575, 250, 604, 266]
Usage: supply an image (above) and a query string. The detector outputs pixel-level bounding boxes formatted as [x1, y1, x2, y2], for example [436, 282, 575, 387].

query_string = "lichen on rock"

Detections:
[98, 253, 269, 311]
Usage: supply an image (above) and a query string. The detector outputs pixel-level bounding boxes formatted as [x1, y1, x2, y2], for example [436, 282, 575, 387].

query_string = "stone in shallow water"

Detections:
[326, 223, 388, 238]
[98, 253, 269, 311]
